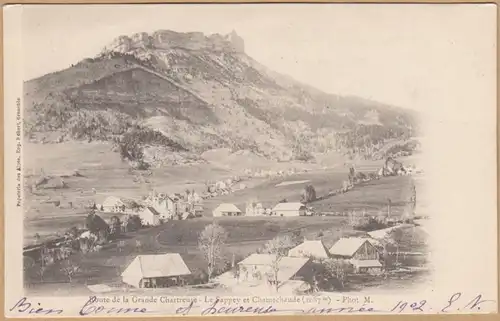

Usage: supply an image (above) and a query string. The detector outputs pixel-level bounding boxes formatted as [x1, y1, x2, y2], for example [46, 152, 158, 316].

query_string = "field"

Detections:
[24, 214, 428, 295]
[24, 216, 353, 287]
[22, 141, 426, 295]
[23, 141, 422, 246]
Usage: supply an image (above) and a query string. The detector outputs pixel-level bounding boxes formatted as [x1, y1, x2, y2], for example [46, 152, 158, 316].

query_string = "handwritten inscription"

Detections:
[9, 297, 63, 315]
[9, 293, 497, 316]
[79, 296, 148, 316]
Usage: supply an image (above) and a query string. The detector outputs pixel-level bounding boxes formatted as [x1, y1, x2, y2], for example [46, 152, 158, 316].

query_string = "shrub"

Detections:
[301, 185, 317, 203]
[353, 217, 389, 232]
[126, 215, 143, 232]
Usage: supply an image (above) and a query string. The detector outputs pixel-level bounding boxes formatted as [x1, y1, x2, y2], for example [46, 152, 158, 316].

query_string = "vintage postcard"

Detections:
[3, 3, 498, 317]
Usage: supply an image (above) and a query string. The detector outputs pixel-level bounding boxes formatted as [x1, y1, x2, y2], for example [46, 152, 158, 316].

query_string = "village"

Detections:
[23, 156, 428, 295]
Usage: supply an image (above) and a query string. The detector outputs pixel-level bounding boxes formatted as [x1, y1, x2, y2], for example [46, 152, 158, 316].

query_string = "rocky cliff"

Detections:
[101, 30, 245, 56]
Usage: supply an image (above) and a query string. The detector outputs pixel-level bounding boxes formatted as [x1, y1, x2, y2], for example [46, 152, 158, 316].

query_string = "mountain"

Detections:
[23, 29, 419, 165]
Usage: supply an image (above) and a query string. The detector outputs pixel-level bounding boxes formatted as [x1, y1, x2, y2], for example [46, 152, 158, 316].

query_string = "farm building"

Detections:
[180, 211, 194, 220]
[139, 207, 162, 226]
[121, 254, 191, 288]
[329, 237, 382, 274]
[272, 202, 306, 216]
[213, 203, 242, 217]
[246, 201, 264, 216]
[146, 192, 176, 220]
[382, 157, 406, 176]
[193, 204, 204, 217]
[288, 239, 330, 260]
[102, 196, 139, 213]
[237, 253, 311, 289]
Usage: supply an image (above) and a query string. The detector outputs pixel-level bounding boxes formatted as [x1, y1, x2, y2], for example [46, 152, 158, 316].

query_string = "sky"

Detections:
[20, 4, 496, 113]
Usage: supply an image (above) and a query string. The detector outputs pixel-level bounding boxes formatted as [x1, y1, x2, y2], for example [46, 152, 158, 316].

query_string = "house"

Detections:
[193, 204, 204, 217]
[102, 196, 126, 212]
[272, 202, 306, 217]
[288, 239, 330, 260]
[237, 253, 310, 288]
[180, 211, 194, 220]
[102, 196, 139, 213]
[246, 201, 264, 216]
[329, 237, 382, 274]
[146, 192, 175, 220]
[254, 203, 264, 216]
[139, 207, 162, 226]
[213, 203, 242, 217]
[383, 157, 405, 176]
[121, 254, 191, 288]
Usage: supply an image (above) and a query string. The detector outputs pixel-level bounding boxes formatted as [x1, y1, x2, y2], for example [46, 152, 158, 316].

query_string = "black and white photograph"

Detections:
[4, 3, 497, 317]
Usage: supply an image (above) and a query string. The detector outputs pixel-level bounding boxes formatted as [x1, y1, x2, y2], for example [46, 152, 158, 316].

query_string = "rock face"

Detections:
[102, 30, 245, 55]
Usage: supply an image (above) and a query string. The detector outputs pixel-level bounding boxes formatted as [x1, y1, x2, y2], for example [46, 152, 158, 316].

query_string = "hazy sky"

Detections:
[21, 4, 496, 112]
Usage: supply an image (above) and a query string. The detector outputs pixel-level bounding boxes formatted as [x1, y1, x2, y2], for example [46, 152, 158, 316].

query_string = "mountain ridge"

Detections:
[24, 29, 419, 166]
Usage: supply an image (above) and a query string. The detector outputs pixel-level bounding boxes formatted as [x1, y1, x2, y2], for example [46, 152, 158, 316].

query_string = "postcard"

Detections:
[3, 3, 498, 317]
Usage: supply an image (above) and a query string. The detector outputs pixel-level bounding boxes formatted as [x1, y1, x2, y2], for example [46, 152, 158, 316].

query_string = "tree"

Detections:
[324, 259, 352, 289]
[198, 223, 228, 281]
[85, 211, 109, 238]
[389, 228, 404, 265]
[342, 180, 351, 193]
[126, 215, 142, 232]
[60, 258, 80, 283]
[380, 228, 404, 277]
[301, 184, 316, 203]
[68, 226, 80, 239]
[348, 210, 359, 227]
[110, 216, 122, 238]
[262, 234, 295, 292]
[410, 184, 417, 214]
[35, 248, 49, 282]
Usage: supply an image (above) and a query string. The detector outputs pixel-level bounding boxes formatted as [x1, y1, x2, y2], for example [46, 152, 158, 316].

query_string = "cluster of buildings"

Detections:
[99, 190, 204, 226]
[120, 236, 383, 290]
[213, 202, 312, 217]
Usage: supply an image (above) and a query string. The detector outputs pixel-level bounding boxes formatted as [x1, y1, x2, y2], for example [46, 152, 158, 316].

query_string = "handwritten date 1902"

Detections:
[391, 293, 495, 314]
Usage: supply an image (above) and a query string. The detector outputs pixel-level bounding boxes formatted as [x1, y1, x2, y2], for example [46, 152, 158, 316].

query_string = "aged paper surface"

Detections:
[3, 3, 498, 317]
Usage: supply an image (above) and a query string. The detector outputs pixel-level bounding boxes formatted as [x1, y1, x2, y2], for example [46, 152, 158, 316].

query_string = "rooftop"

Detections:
[272, 202, 305, 211]
[329, 237, 375, 257]
[122, 253, 191, 278]
[288, 240, 330, 259]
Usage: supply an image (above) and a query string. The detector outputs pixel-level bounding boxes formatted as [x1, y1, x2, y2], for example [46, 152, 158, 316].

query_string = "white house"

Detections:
[139, 207, 162, 226]
[329, 237, 382, 274]
[102, 196, 126, 212]
[146, 192, 175, 220]
[245, 201, 264, 216]
[213, 203, 242, 217]
[193, 204, 204, 217]
[288, 239, 330, 260]
[237, 253, 310, 288]
[121, 254, 191, 288]
[272, 202, 306, 217]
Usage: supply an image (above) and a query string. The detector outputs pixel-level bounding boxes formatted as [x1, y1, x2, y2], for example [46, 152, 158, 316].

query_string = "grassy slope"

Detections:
[23, 140, 424, 294]
[23, 140, 421, 245]
[23, 216, 362, 287]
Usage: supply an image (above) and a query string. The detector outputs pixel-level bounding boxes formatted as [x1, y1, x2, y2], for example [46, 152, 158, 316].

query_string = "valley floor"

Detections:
[22, 141, 427, 296]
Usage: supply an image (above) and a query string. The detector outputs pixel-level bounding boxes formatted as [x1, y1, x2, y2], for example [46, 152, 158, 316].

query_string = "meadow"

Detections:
[22, 140, 426, 295]
[23, 140, 421, 246]
[24, 214, 427, 292]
